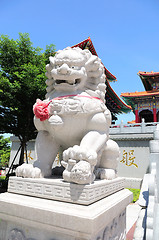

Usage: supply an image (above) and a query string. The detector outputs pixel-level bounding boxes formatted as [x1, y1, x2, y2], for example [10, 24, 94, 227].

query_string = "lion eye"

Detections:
[71, 66, 79, 70]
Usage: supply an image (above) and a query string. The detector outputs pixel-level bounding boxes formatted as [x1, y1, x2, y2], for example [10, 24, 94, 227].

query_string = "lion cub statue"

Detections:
[16, 47, 119, 184]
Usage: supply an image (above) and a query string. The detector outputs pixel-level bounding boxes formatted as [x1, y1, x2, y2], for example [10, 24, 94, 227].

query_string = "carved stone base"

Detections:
[0, 189, 132, 240]
[8, 176, 125, 205]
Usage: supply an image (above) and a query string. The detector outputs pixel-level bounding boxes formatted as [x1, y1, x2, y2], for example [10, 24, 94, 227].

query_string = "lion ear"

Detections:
[49, 56, 55, 66]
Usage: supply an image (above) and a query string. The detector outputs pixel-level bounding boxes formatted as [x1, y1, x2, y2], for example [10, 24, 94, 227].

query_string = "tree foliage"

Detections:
[0, 33, 56, 164]
[0, 135, 11, 168]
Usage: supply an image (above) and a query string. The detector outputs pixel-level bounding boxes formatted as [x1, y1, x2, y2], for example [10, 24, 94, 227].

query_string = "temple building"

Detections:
[72, 37, 131, 123]
[121, 71, 159, 123]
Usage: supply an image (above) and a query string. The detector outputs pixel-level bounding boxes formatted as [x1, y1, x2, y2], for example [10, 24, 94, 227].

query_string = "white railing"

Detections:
[110, 119, 158, 135]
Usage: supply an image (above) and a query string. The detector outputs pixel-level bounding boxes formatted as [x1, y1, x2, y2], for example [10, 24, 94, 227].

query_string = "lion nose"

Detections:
[59, 63, 70, 74]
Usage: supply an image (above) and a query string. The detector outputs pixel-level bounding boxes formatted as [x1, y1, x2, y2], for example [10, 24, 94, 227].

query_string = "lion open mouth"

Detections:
[55, 79, 81, 85]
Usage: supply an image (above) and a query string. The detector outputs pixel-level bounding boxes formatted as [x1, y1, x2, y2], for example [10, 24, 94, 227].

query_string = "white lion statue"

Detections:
[16, 47, 119, 184]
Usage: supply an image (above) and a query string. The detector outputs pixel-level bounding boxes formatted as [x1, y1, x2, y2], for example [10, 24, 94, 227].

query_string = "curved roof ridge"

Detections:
[138, 71, 159, 77]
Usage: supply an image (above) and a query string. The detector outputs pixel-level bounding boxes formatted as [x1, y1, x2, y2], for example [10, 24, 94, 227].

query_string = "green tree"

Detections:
[0, 135, 11, 168]
[0, 33, 56, 165]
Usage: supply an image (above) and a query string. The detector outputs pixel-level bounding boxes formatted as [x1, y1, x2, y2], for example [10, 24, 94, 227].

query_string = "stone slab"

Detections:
[124, 177, 142, 189]
[8, 176, 125, 205]
[0, 189, 133, 240]
[110, 133, 153, 140]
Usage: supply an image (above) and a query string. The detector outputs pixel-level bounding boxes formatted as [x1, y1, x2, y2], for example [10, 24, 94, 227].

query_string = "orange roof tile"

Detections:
[121, 90, 159, 98]
[127, 120, 135, 124]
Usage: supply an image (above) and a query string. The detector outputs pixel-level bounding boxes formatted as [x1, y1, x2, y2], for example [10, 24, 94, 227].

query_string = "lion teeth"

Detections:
[55, 79, 81, 85]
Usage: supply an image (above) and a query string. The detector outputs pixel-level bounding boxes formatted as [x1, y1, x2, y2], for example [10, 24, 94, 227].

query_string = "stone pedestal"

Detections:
[0, 177, 132, 240]
[7, 176, 125, 205]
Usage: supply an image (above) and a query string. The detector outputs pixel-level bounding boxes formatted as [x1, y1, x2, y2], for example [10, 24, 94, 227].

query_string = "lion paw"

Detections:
[61, 146, 97, 184]
[63, 145, 97, 166]
[62, 160, 95, 184]
[16, 163, 42, 178]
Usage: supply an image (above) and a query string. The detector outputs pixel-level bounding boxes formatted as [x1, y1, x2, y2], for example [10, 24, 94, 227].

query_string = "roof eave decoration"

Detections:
[72, 37, 117, 82]
[138, 71, 159, 77]
[106, 80, 132, 114]
[121, 90, 159, 112]
[121, 95, 136, 112]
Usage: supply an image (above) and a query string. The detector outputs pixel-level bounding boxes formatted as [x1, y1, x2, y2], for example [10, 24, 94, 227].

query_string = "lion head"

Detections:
[45, 47, 106, 102]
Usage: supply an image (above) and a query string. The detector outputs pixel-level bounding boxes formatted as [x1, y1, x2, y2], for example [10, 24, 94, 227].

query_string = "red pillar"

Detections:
[135, 109, 139, 123]
[153, 108, 157, 122]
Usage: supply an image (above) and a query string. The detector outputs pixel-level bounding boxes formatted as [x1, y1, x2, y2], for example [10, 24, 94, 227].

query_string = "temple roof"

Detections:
[121, 90, 159, 112]
[138, 71, 159, 91]
[121, 70, 159, 112]
[72, 37, 132, 115]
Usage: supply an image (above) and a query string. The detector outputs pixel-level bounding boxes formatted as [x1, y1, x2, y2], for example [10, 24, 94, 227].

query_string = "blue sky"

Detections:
[1, 0, 159, 124]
